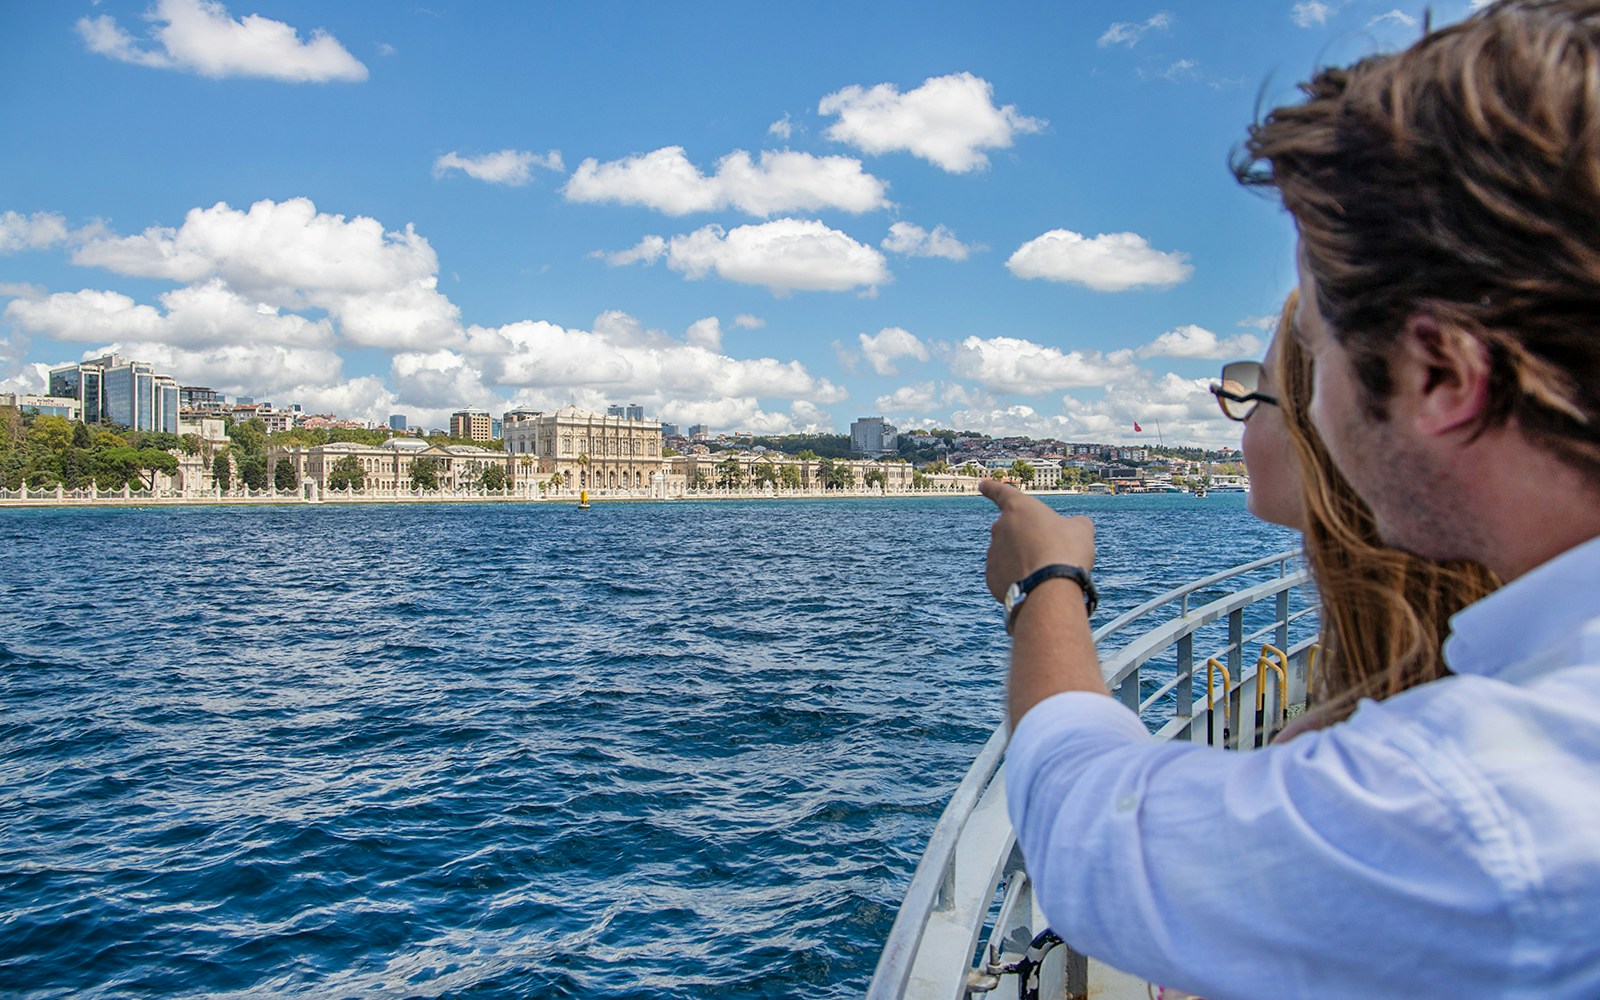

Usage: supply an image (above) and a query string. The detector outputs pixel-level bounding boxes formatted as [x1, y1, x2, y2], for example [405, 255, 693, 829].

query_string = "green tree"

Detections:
[238, 453, 268, 490]
[778, 464, 802, 490]
[751, 461, 777, 489]
[479, 464, 508, 491]
[1010, 459, 1036, 486]
[863, 468, 887, 490]
[0, 406, 23, 458]
[213, 453, 232, 491]
[131, 449, 178, 490]
[97, 447, 143, 488]
[548, 470, 565, 491]
[328, 454, 365, 491]
[912, 470, 931, 489]
[830, 463, 855, 490]
[715, 456, 744, 488]
[273, 457, 297, 491]
[410, 456, 440, 490]
[817, 457, 835, 488]
[228, 418, 268, 456]
[179, 433, 201, 456]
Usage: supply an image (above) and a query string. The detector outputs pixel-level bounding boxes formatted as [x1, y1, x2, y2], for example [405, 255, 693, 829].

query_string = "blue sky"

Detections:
[0, 0, 1485, 447]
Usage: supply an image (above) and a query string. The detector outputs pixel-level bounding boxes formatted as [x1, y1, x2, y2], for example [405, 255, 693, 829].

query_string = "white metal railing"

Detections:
[869, 549, 1316, 1000]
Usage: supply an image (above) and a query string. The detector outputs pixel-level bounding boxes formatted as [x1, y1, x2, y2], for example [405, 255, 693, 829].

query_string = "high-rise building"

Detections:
[49, 354, 179, 432]
[850, 416, 898, 457]
[450, 409, 492, 442]
[180, 386, 225, 413]
[688, 423, 709, 440]
[48, 363, 103, 424]
[608, 403, 646, 421]
[388, 414, 408, 432]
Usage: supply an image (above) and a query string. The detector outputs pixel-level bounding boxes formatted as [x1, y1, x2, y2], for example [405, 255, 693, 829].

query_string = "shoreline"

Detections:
[0, 487, 1152, 511]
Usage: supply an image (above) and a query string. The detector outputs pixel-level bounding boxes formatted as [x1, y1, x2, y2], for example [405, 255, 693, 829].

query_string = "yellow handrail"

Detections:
[1204, 656, 1232, 731]
[1257, 643, 1289, 714]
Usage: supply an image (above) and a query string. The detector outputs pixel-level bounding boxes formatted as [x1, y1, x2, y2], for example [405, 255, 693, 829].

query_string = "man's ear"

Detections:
[1398, 313, 1492, 436]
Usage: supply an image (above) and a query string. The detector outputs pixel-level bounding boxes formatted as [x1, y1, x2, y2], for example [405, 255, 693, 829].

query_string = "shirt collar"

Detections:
[1444, 532, 1600, 679]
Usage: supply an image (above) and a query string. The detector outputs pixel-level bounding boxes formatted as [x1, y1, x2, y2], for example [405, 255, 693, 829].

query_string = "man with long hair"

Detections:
[982, 2, 1600, 994]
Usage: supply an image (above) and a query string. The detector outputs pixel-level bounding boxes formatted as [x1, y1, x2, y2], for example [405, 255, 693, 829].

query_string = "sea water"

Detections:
[0, 494, 1296, 997]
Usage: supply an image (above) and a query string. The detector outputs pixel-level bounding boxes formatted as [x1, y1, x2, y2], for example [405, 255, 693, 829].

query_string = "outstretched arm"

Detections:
[978, 479, 1108, 728]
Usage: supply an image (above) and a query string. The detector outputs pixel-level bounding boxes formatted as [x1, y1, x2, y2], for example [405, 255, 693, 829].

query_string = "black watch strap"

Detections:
[1004, 563, 1097, 634]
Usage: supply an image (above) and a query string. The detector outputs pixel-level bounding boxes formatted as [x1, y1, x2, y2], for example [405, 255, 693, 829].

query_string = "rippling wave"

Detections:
[0, 495, 1294, 997]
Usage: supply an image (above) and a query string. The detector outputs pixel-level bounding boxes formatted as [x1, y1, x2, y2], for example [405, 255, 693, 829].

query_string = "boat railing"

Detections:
[868, 548, 1315, 1000]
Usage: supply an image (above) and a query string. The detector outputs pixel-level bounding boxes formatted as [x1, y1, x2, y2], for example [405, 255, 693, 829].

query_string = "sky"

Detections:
[0, 0, 1490, 448]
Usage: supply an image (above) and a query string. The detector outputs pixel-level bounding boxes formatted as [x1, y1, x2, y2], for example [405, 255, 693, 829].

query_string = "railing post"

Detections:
[1176, 632, 1195, 739]
[1276, 587, 1291, 652]
[1117, 665, 1141, 714]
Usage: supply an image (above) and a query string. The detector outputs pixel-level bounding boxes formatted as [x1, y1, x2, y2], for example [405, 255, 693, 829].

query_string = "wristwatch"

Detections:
[1004, 563, 1098, 634]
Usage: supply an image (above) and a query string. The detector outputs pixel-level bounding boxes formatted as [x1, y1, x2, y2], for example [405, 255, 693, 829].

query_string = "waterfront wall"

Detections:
[0, 479, 991, 508]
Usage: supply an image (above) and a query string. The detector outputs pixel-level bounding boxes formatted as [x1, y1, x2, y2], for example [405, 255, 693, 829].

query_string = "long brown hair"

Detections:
[1274, 292, 1500, 730]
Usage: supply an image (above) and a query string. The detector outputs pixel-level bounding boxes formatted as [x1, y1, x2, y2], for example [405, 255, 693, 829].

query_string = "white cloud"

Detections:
[0, 319, 41, 395]
[1137, 324, 1263, 361]
[657, 397, 836, 435]
[1159, 59, 1199, 81]
[1006, 229, 1192, 292]
[4, 280, 335, 349]
[685, 317, 722, 351]
[1054, 369, 1237, 447]
[465, 311, 847, 405]
[76, 0, 367, 82]
[881, 221, 974, 260]
[857, 327, 929, 376]
[72, 197, 460, 349]
[596, 235, 667, 267]
[1368, 9, 1418, 28]
[931, 367, 1239, 447]
[611, 219, 889, 295]
[768, 115, 795, 140]
[875, 381, 938, 413]
[945, 335, 1138, 394]
[818, 72, 1045, 173]
[432, 149, 564, 186]
[1238, 313, 1280, 331]
[563, 146, 889, 216]
[1292, 1, 1335, 28]
[1098, 12, 1174, 47]
[732, 314, 765, 330]
[390, 349, 495, 409]
[87, 339, 349, 399]
[289, 376, 402, 426]
[0, 211, 71, 253]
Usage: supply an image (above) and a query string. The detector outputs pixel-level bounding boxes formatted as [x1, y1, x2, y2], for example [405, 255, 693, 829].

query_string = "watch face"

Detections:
[1004, 581, 1023, 615]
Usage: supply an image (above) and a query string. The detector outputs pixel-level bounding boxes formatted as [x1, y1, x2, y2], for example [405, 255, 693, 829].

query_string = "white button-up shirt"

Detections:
[1006, 534, 1600, 999]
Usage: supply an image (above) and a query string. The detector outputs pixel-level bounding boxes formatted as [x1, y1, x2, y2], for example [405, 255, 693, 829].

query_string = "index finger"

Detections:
[978, 477, 1020, 508]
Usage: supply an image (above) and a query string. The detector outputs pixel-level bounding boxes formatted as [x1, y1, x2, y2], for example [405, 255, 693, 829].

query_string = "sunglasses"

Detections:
[1210, 360, 1280, 422]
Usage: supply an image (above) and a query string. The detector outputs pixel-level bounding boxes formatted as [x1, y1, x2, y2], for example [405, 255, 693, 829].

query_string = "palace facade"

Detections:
[501, 405, 664, 492]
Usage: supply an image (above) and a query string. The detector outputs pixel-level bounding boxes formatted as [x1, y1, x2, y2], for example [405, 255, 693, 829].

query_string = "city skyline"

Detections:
[1, 0, 1486, 448]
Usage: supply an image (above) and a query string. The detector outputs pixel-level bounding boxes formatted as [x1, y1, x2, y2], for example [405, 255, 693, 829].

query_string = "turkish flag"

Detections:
[1133, 421, 1142, 432]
